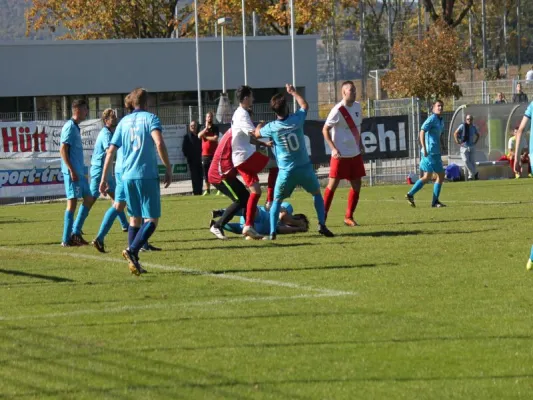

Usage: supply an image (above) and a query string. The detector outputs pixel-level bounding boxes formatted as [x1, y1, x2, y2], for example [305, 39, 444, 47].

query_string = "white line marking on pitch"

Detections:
[0, 247, 354, 297]
[0, 292, 350, 322]
[360, 199, 530, 205]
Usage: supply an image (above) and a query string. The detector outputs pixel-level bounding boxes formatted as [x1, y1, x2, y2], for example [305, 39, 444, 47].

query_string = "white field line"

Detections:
[360, 199, 530, 205]
[0, 292, 351, 322]
[0, 247, 355, 297]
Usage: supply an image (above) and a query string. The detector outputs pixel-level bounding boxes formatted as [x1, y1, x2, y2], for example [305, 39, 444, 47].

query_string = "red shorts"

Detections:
[329, 155, 366, 180]
[236, 151, 269, 187]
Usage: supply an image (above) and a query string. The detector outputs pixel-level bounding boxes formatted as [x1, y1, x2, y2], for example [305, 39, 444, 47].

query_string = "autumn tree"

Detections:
[381, 21, 463, 101]
[25, 0, 180, 39]
[422, 0, 473, 27]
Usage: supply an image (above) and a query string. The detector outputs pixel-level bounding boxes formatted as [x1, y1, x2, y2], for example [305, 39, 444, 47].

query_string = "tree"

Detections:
[422, 0, 474, 27]
[381, 21, 463, 101]
[25, 0, 180, 39]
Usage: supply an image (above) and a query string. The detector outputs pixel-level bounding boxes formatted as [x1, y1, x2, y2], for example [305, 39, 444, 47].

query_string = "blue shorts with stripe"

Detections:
[420, 154, 444, 174]
[274, 163, 320, 200]
[63, 174, 91, 200]
[124, 178, 161, 219]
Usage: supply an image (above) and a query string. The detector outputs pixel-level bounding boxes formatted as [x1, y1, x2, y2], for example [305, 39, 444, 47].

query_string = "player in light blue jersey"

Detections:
[89, 109, 129, 253]
[100, 88, 172, 275]
[253, 84, 333, 240]
[221, 202, 309, 236]
[513, 101, 533, 271]
[405, 100, 446, 208]
[60, 99, 96, 247]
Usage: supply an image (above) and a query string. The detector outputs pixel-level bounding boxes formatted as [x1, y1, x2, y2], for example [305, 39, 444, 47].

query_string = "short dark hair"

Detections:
[434, 99, 444, 106]
[341, 80, 355, 88]
[270, 93, 287, 116]
[236, 85, 253, 102]
[71, 99, 87, 110]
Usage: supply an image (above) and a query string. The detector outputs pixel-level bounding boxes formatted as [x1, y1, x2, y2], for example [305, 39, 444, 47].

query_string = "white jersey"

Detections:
[526, 70, 533, 81]
[324, 100, 362, 158]
[231, 106, 256, 166]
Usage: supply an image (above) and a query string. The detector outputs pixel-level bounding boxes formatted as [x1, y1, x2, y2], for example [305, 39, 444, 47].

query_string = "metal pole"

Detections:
[326, 26, 332, 104]
[482, 0, 487, 70]
[242, 0, 247, 85]
[469, 11, 474, 81]
[503, 10, 508, 77]
[417, 0, 421, 40]
[360, 0, 366, 99]
[387, 2, 393, 66]
[252, 11, 257, 36]
[194, 0, 203, 119]
[517, 0, 521, 75]
[289, 0, 296, 110]
[221, 25, 226, 93]
[332, 1, 338, 101]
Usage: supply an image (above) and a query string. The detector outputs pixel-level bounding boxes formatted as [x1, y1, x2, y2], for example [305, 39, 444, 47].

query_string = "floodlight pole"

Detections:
[289, 0, 296, 110]
[242, 0, 248, 85]
[194, 0, 203, 120]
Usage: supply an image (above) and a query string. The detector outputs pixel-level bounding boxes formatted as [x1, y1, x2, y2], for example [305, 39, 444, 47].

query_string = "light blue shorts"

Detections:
[420, 154, 444, 174]
[63, 174, 91, 200]
[274, 164, 320, 200]
[90, 172, 115, 199]
[124, 178, 161, 219]
[115, 172, 126, 203]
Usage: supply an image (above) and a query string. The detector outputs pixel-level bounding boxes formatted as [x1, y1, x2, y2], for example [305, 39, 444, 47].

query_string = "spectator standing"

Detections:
[513, 83, 529, 104]
[494, 92, 507, 104]
[198, 111, 220, 195]
[453, 114, 480, 180]
[182, 120, 203, 195]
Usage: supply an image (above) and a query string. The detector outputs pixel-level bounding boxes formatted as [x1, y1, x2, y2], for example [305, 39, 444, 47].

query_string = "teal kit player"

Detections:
[60, 99, 96, 246]
[406, 100, 447, 208]
[253, 84, 333, 240]
[100, 88, 172, 275]
[89, 109, 129, 252]
[512, 101, 533, 271]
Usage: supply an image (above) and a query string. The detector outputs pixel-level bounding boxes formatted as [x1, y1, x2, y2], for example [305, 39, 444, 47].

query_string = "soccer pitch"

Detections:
[1, 180, 533, 399]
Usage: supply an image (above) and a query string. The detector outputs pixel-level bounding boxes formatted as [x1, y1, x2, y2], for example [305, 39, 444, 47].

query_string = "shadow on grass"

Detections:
[0, 219, 35, 225]
[336, 230, 423, 238]
[0, 268, 74, 283]
[372, 216, 524, 227]
[163, 242, 316, 252]
[205, 263, 396, 274]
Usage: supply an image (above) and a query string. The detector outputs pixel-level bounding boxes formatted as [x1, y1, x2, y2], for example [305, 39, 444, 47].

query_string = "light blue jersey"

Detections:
[239, 202, 292, 234]
[260, 109, 309, 170]
[90, 127, 112, 177]
[111, 110, 162, 180]
[60, 120, 85, 177]
[420, 114, 444, 155]
[115, 147, 123, 174]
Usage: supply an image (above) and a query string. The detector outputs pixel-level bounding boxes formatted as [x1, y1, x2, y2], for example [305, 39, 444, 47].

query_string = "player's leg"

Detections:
[266, 166, 279, 210]
[298, 165, 333, 237]
[324, 156, 344, 221]
[62, 179, 79, 247]
[92, 197, 126, 253]
[202, 156, 212, 195]
[129, 179, 161, 256]
[211, 179, 249, 240]
[432, 171, 446, 208]
[344, 155, 366, 226]
[406, 156, 433, 207]
[267, 170, 293, 240]
[71, 176, 94, 244]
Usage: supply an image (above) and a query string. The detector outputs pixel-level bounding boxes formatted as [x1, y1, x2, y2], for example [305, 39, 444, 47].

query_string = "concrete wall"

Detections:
[0, 36, 318, 104]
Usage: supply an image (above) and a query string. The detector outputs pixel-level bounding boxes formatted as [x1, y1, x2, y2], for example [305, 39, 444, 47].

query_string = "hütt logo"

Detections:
[1, 125, 48, 153]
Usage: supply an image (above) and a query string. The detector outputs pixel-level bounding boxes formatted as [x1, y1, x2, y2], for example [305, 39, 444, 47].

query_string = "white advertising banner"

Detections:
[0, 158, 68, 198]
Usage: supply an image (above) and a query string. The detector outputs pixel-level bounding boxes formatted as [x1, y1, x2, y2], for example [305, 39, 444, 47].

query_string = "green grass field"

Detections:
[1, 180, 533, 399]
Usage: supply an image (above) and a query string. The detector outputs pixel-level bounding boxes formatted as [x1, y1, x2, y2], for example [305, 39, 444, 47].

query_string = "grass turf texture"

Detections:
[1, 179, 533, 399]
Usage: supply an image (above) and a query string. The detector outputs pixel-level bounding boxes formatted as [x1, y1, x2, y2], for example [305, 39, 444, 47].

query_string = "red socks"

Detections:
[345, 188, 360, 219]
[323, 187, 335, 217]
[245, 192, 261, 227]
[267, 168, 279, 203]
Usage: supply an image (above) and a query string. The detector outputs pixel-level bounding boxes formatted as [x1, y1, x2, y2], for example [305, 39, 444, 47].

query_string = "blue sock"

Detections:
[62, 210, 74, 243]
[223, 223, 243, 235]
[128, 226, 140, 247]
[408, 179, 425, 196]
[130, 222, 157, 255]
[269, 200, 282, 236]
[72, 204, 90, 235]
[117, 211, 128, 229]
[529, 245, 533, 262]
[313, 193, 326, 225]
[432, 183, 442, 205]
[96, 207, 118, 242]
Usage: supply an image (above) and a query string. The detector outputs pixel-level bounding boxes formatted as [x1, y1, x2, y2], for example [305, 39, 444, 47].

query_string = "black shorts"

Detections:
[202, 156, 213, 180]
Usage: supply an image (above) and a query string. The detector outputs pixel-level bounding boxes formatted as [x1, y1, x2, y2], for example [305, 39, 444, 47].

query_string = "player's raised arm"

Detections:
[286, 84, 308, 111]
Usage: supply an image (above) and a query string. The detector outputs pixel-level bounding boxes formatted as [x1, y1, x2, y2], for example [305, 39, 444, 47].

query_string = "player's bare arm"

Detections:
[60, 143, 78, 182]
[286, 84, 308, 111]
[420, 129, 428, 157]
[151, 129, 172, 188]
[100, 144, 117, 194]
[323, 124, 340, 159]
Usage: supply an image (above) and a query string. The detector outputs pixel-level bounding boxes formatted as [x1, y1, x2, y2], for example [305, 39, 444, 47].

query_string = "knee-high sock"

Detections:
[345, 189, 360, 219]
[408, 179, 425, 196]
[72, 204, 90, 235]
[323, 187, 335, 218]
[96, 207, 118, 242]
[62, 210, 74, 243]
[530, 245, 533, 261]
[117, 211, 128, 229]
[130, 222, 156, 255]
[267, 168, 279, 203]
[313, 193, 326, 225]
[245, 192, 261, 227]
[269, 200, 282, 235]
[432, 183, 442, 205]
[128, 226, 140, 248]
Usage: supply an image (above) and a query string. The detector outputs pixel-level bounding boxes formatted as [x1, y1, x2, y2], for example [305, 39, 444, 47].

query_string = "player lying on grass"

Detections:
[210, 202, 309, 238]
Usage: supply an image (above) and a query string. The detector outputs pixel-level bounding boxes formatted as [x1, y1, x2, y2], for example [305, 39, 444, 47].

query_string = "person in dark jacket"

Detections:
[182, 120, 203, 195]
